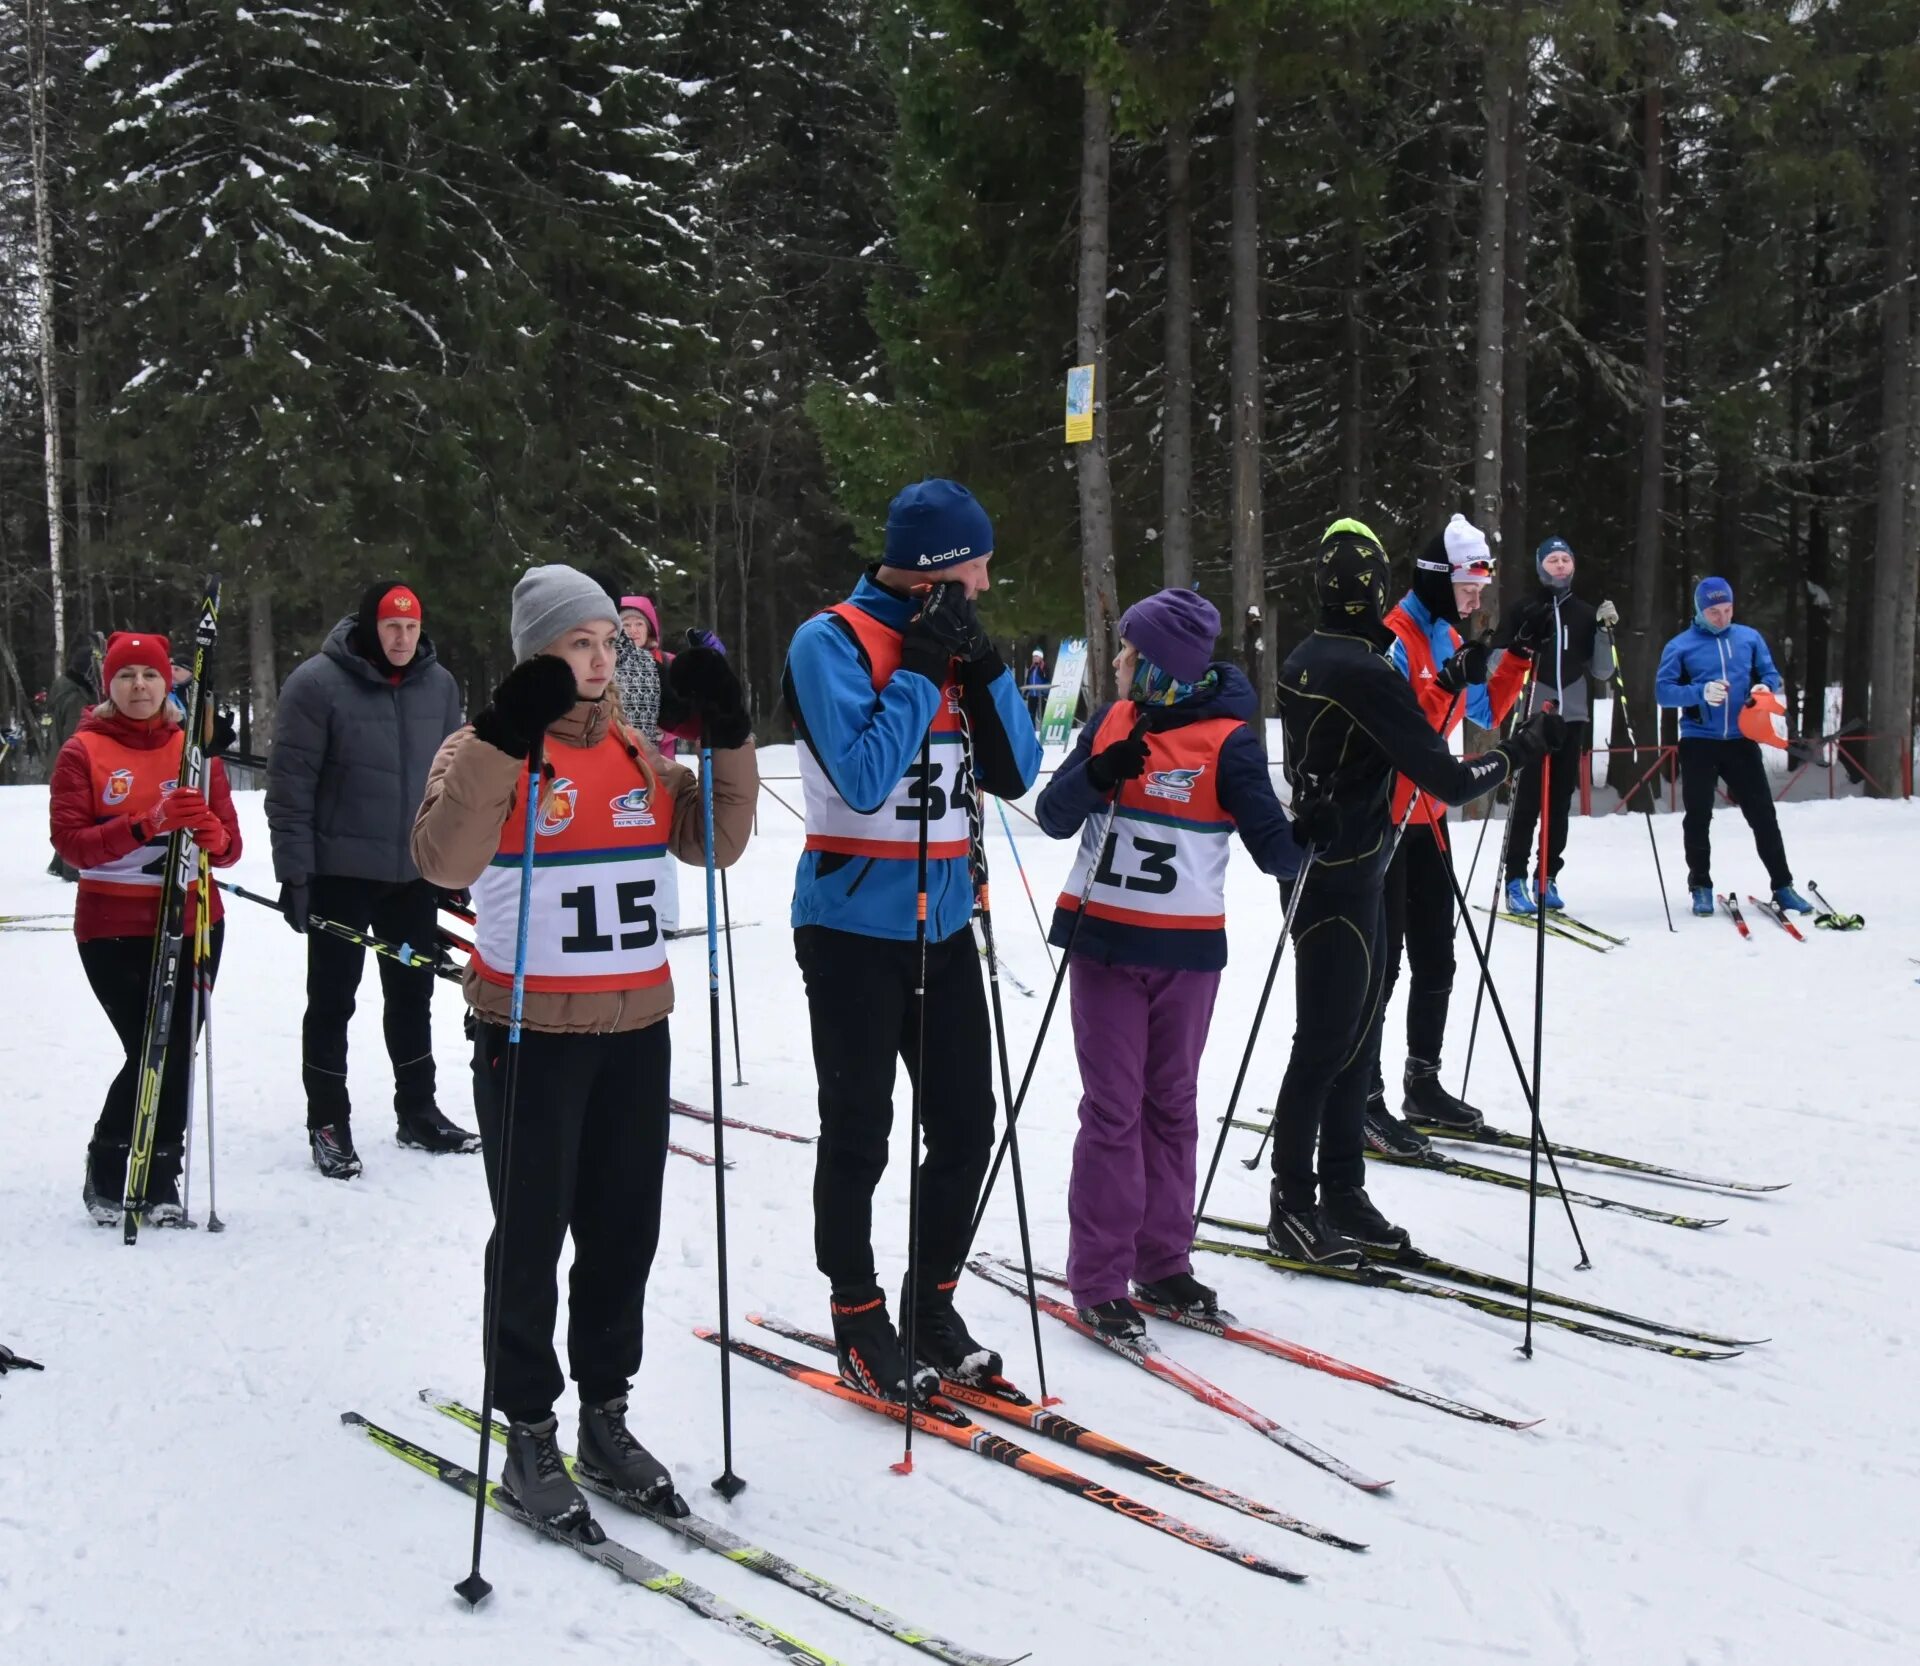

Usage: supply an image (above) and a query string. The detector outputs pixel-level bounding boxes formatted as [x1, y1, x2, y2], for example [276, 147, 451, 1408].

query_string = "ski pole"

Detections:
[202, 876, 224, 1234]
[959, 715, 1051, 1404]
[457, 746, 544, 1609]
[1192, 851, 1315, 1217]
[993, 793, 1056, 974]
[1522, 751, 1551, 1357]
[179, 857, 208, 1228]
[703, 744, 746, 1500]
[217, 881, 462, 982]
[720, 866, 746, 1086]
[897, 731, 934, 1476]
[1608, 675, 1675, 933]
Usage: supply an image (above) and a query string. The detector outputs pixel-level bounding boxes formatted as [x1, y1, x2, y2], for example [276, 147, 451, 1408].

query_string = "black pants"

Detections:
[473, 1020, 671, 1424]
[79, 923, 225, 1182]
[1376, 827, 1456, 1080]
[1502, 718, 1589, 883]
[1271, 879, 1387, 1209]
[795, 925, 996, 1294]
[1679, 738, 1792, 891]
[302, 875, 439, 1129]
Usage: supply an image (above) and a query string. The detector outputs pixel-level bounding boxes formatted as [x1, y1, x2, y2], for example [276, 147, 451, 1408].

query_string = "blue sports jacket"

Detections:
[1654, 622, 1783, 741]
[1386, 590, 1510, 730]
[785, 574, 1042, 942]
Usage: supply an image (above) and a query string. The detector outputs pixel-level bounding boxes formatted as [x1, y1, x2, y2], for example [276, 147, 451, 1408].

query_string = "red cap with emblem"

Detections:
[102, 632, 173, 686]
[378, 585, 422, 623]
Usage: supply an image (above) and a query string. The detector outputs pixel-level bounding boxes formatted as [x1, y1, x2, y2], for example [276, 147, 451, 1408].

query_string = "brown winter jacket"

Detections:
[411, 695, 756, 1035]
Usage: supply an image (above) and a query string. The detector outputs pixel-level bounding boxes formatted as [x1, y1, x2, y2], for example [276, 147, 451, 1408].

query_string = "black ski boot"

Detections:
[82, 1139, 128, 1226]
[396, 1104, 481, 1155]
[144, 1147, 186, 1227]
[310, 1123, 363, 1179]
[1321, 1184, 1412, 1254]
[1363, 1090, 1432, 1157]
[1266, 1186, 1364, 1268]
[501, 1414, 600, 1539]
[1077, 1298, 1146, 1343]
[577, 1395, 688, 1516]
[1131, 1271, 1220, 1317]
[901, 1275, 1003, 1386]
[830, 1287, 936, 1404]
[1403, 1058, 1484, 1134]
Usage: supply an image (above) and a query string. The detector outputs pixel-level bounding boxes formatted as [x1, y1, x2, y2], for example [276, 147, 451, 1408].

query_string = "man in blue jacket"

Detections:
[784, 479, 1043, 1402]
[1655, 577, 1811, 917]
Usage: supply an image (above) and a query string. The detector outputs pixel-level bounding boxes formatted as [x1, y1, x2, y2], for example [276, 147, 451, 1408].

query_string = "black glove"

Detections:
[279, 880, 311, 936]
[900, 583, 990, 683]
[471, 654, 579, 759]
[1435, 636, 1492, 695]
[208, 709, 239, 757]
[437, 886, 471, 914]
[1085, 734, 1149, 793]
[665, 646, 752, 750]
[1507, 597, 1554, 656]
[1504, 710, 1569, 768]
[0, 1344, 43, 1374]
[1289, 797, 1342, 851]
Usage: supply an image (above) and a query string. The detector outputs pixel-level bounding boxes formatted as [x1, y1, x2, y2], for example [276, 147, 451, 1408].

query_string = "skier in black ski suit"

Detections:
[1267, 518, 1564, 1266]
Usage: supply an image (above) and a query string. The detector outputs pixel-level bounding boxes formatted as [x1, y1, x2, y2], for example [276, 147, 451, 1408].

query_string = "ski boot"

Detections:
[1538, 878, 1565, 912]
[901, 1274, 1003, 1386]
[1322, 1184, 1412, 1254]
[831, 1287, 936, 1404]
[1363, 1090, 1432, 1158]
[144, 1147, 186, 1227]
[1691, 885, 1715, 918]
[1403, 1057, 1484, 1134]
[501, 1415, 601, 1540]
[82, 1139, 128, 1226]
[1773, 885, 1813, 915]
[1131, 1270, 1219, 1318]
[1266, 1186, 1363, 1268]
[396, 1104, 482, 1155]
[577, 1395, 688, 1516]
[1077, 1299, 1146, 1343]
[310, 1123, 363, 1179]
[1504, 877, 1536, 916]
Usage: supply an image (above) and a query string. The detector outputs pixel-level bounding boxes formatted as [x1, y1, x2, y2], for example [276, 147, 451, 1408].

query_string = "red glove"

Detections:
[139, 786, 210, 841]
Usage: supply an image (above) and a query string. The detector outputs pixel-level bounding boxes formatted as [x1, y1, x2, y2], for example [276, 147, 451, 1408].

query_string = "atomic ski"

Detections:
[425, 1392, 1019, 1666]
[1403, 1119, 1787, 1194]
[1192, 1239, 1743, 1361]
[969, 1257, 1391, 1493]
[699, 1328, 1307, 1583]
[670, 1100, 816, 1144]
[749, 1315, 1366, 1551]
[1198, 1219, 1761, 1349]
[1011, 1263, 1535, 1429]
[124, 574, 221, 1242]
[1719, 892, 1753, 940]
[1494, 913, 1611, 951]
[1747, 895, 1808, 942]
[342, 1413, 843, 1664]
[1362, 1146, 1728, 1229]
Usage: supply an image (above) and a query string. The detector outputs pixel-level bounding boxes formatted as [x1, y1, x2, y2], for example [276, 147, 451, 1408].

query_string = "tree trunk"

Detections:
[1470, 15, 1515, 550]
[1867, 135, 1915, 795]
[1499, 67, 1530, 569]
[1228, 51, 1268, 721]
[1842, 501, 1875, 728]
[1339, 221, 1366, 504]
[1420, 166, 1456, 528]
[1161, 105, 1195, 591]
[28, 0, 66, 668]
[1803, 225, 1834, 739]
[249, 586, 278, 748]
[1076, 71, 1120, 707]
[1620, 51, 1666, 810]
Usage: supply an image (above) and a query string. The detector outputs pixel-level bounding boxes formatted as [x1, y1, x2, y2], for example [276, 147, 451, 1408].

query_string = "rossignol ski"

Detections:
[1747, 895, 1807, 942]
[748, 1315, 1366, 1550]
[1719, 892, 1752, 940]
[425, 1391, 1020, 1666]
[123, 575, 221, 1242]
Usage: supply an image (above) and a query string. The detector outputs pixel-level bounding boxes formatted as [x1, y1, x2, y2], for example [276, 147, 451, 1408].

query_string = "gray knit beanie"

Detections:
[510, 564, 619, 662]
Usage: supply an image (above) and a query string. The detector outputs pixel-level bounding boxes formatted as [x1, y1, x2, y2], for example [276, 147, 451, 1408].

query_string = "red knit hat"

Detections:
[102, 631, 172, 687]
[377, 585, 422, 623]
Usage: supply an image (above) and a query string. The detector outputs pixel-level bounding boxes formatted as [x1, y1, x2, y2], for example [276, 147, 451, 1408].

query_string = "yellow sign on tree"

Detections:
[1065, 364, 1095, 444]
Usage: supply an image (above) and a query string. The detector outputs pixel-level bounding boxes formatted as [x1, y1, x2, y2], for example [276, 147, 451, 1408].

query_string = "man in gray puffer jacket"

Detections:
[267, 581, 471, 1178]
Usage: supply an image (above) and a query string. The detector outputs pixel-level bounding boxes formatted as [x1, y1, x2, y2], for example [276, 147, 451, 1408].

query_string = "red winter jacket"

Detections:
[48, 705, 243, 943]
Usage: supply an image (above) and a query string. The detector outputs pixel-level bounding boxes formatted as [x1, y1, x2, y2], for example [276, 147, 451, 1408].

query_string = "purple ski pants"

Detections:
[1064, 957, 1221, 1309]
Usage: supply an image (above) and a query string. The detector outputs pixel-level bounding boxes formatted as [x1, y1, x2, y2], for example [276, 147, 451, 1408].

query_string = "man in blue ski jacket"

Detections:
[1655, 577, 1810, 918]
[783, 478, 1042, 1402]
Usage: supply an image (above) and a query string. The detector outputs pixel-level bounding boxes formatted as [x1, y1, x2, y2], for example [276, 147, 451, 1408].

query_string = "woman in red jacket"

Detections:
[48, 630, 242, 1224]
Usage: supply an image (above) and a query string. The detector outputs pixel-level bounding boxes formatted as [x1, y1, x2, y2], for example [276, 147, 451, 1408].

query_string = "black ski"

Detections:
[1494, 912, 1611, 951]
[124, 575, 221, 1242]
[1403, 1119, 1786, 1195]
[1719, 892, 1753, 940]
[1363, 1146, 1728, 1229]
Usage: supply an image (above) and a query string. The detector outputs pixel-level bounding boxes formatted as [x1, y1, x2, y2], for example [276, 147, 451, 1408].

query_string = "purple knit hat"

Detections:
[1119, 589, 1220, 684]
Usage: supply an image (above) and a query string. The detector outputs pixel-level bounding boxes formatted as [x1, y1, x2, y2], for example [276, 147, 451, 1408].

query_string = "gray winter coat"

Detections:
[266, 618, 464, 884]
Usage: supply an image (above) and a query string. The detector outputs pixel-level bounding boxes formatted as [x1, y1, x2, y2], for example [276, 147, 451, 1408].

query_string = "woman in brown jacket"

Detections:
[412, 565, 756, 1533]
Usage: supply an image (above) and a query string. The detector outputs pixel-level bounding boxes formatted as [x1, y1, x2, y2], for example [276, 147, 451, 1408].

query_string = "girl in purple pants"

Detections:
[1036, 590, 1304, 1339]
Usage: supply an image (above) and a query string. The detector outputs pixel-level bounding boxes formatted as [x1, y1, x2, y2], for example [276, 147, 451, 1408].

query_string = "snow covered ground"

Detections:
[4, 758, 1918, 1665]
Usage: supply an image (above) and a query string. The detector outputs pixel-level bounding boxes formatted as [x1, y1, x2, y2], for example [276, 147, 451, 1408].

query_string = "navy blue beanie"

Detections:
[882, 479, 994, 572]
[1536, 536, 1574, 592]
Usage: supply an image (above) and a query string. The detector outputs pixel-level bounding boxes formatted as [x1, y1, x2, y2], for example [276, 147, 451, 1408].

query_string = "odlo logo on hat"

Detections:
[609, 784, 656, 828]
[537, 779, 578, 837]
[103, 768, 135, 807]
